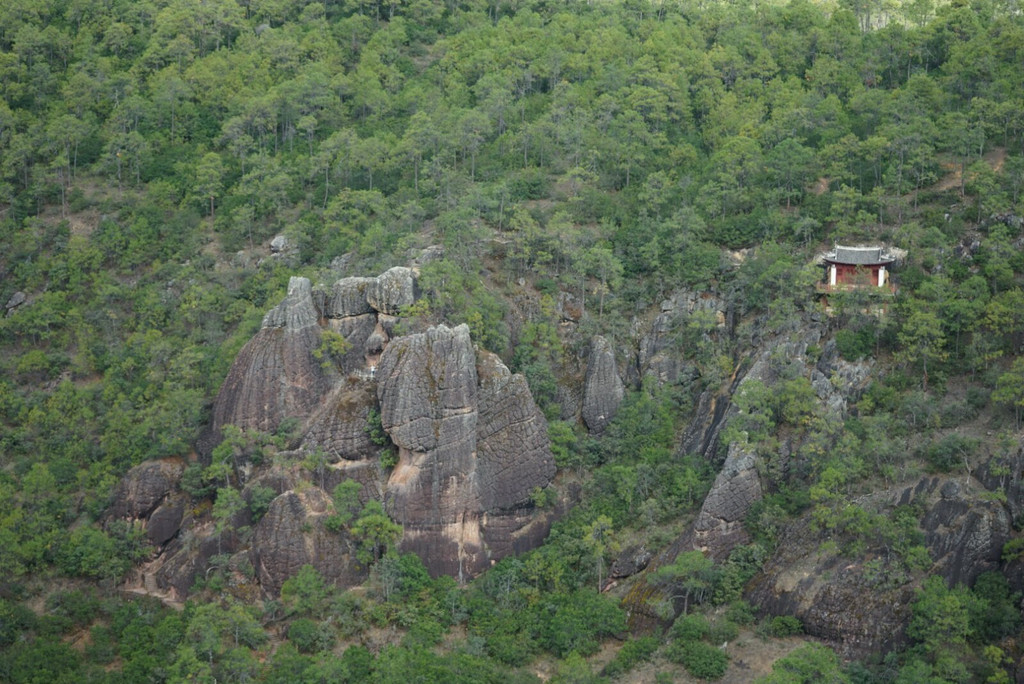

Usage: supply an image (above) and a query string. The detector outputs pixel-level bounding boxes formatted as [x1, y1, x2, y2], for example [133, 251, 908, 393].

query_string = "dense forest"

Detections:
[3, 0, 1024, 680]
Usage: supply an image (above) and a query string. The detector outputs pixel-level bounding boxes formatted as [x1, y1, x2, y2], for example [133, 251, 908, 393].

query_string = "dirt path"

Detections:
[931, 147, 1007, 194]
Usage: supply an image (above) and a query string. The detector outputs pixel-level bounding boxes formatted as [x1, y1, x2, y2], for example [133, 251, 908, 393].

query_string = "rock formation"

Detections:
[582, 335, 624, 434]
[253, 488, 365, 595]
[691, 443, 763, 559]
[128, 268, 557, 598]
[211, 277, 329, 436]
[377, 324, 556, 580]
[747, 475, 1012, 658]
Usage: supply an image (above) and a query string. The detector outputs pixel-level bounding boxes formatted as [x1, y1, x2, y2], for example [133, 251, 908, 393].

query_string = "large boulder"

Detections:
[326, 277, 377, 317]
[367, 267, 416, 315]
[109, 459, 184, 520]
[582, 336, 624, 434]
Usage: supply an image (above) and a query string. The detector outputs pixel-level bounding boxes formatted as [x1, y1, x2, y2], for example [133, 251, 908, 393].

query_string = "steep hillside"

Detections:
[3, 0, 1024, 681]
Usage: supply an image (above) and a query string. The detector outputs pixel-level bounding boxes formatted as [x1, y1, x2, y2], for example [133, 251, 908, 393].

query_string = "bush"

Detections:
[706, 618, 739, 645]
[665, 640, 729, 680]
[835, 327, 875, 361]
[287, 618, 335, 653]
[765, 615, 803, 637]
[925, 433, 979, 473]
[670, 613, 710, 642]
[601, 636, 659, 677]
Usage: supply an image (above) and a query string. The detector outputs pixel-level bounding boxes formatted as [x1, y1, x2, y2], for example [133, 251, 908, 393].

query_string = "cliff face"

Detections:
[122, 268, 556, 597]
[377, 327, 556, 580]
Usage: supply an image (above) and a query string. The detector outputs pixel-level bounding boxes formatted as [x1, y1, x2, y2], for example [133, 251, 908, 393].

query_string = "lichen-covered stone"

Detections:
[326, 277, 376, 317]
[582, 335, 624, 434]
[367, 267, 415, 315]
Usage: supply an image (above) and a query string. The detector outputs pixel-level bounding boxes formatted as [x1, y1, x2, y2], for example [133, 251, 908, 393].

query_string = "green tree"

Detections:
[897, 308, 947, 390]
[651, 551, 719, 617]
[351, 500, 401, 564]
[193, 152, 224, 219]
[993, 357, 1024, 429]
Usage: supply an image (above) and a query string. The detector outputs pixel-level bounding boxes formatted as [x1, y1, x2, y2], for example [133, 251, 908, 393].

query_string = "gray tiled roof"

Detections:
[826, 246, 894, 265]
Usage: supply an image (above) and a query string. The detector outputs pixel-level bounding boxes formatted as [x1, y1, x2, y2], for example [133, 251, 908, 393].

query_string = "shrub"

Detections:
[835, 327, 874, 361]
[925, 433, 979, 473]
[601, 636, 659, 677]
[670, 613, 710, 642]
[665, 640, 729, 680]
[287, 618, 334, 653]
[706, 618, 739, 645]
[765, 615, 803, 637]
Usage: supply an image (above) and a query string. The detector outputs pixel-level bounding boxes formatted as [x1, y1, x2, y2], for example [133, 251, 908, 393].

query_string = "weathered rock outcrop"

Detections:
[632, 290, 724, 387]
[917, 478, 1011, 587]
[252, 488, 366, 595]
[326, 277, 377, 317]
[691, 443, 763, 559]
[211, 277, 330, 435]
[746, 515, 917, 658]
[582, 336, 624, 434]
[107, 459, 188, 548]
[367, 267, 416, 315]
[144, 270, 560, 598]
[377, 324, 556, 579]
[301, 378, 379, 463]
[747, 475, 1012, 658]
[109, 460, 184, 520]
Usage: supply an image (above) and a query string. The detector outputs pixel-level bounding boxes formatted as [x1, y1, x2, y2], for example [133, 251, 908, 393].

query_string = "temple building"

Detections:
[822, 245, 896, 290]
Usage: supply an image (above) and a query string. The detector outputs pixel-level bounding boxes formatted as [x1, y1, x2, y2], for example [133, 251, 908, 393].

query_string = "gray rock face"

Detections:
[376, 324, 556, 579]
[582, 336, 624, 434]
[5, 291, 26, 313]
[477, 353, 557, 510]
[746, 515, 916, 658]
[691, 443, 763, 558]
[302, 382, 378, 462]
[325, 313, 379, 374]
[326, 277, 377, 317]
[213, 277, 330, 435]
[109, 460, 184, 519]
[633, 290, 724, 387]
[252, 488, 366, 595]
[748, 475, 1011, 658]
[367, 267, 416, 315]
[378, 324, 478, 457]
[918, 479, 1010, 586]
